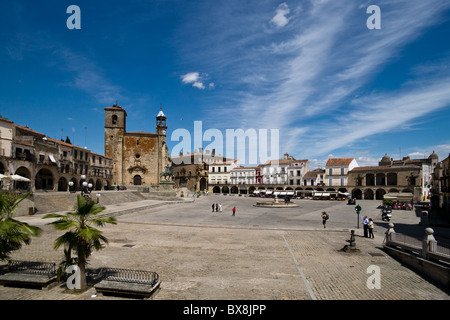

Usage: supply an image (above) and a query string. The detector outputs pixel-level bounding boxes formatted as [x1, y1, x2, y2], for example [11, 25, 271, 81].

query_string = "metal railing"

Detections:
[384, 224, 450, 265]
[7, 260, 57, 278]
[98, 267, 159, 286]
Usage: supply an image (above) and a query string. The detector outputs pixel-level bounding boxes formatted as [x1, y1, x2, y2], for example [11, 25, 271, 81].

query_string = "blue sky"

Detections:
[1, 0, 450, 168]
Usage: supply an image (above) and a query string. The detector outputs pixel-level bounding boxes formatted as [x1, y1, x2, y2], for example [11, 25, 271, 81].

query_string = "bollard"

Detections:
[422, 227, 437, 259]
[384, 223, 395, 245]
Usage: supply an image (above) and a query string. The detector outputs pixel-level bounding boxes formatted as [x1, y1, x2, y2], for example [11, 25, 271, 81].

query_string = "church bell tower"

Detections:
[156, 105, 167, 137]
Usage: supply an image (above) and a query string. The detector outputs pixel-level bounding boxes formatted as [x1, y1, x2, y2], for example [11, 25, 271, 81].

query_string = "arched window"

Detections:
[112, 115, 118, 125]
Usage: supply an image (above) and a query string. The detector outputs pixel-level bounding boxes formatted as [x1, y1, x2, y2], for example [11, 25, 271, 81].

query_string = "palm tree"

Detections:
[0, 192, 42, 261]
[43, 194, 116, 290]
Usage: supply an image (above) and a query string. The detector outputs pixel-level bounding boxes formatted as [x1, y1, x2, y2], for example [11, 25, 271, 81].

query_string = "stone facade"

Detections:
[347, 165, 422, 201]
[104, 104, 170, 186]
[441, 155, 450, 212]
[0, 117, 113, 192]
[379, 152, 439, 200]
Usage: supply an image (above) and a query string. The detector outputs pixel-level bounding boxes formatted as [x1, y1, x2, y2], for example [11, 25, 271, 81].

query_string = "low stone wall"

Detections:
[14, 189, 179, 216]
[383, 245, 450, 289]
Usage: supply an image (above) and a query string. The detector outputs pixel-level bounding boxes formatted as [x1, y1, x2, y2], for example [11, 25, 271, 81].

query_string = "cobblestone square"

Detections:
[1, 196, 449, 300]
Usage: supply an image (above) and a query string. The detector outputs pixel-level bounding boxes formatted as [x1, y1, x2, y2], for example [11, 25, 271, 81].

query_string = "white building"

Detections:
[325, 158, 359, 187]
[288, 159, 309, 186]
[208, 159, 238, 185]
[302, 168, 325, 186]
[230, 166, 256, 185]
[0, 117, 13, 160]
[262, 153, 308, 185]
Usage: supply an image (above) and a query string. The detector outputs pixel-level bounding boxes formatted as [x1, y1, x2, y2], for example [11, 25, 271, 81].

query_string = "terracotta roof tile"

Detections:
[326, 158, 355, 167]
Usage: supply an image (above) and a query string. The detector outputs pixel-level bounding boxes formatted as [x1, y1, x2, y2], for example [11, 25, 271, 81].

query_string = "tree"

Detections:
[0, 192, 42, 261]
[43, 194, 116, 290]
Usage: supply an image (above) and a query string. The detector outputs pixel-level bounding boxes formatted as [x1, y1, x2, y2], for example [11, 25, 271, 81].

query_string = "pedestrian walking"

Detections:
[321, 211, 329, 228]
[215, 203, 218, 212]
[212, 203, 215, 212]
[232, 207, 236, 216]
[219, 203, 222, 212]
[363, 215, 369, 237]
[368, 218, 374, 238]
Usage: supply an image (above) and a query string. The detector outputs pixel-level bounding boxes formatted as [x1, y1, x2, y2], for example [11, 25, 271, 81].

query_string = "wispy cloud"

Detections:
[188, 0, 450, 161]
[55, 48, 125, 105]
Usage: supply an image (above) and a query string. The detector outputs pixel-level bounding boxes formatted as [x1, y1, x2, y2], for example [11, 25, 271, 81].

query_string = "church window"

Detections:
[112, 115, 118, 125]
[137, 139, 139, 146]
[135, 153, 141, 159]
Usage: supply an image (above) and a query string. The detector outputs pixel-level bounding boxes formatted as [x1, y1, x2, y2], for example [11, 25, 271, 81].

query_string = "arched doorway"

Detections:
[58, 177, 68, 192]
[14, 167, 31, 191]
[213, 186, 221, 194]
[364, 189, 374, 200]
[199, 177, 207, 191]
[133, 175, 142, 185]
[352, 189, 362, 200]
[231, 186, 239, 194]
[35, 168, 54, 190]
[69, 177, 78, 192]
[376, 189, 386, 200]
[95, 179, 103, 191]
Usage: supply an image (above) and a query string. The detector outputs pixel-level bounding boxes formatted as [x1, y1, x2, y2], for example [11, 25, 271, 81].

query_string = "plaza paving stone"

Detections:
[1, 195, 449, 300]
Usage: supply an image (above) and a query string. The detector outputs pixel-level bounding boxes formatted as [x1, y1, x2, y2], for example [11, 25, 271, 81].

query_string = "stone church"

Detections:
[104, 104, 170, 186]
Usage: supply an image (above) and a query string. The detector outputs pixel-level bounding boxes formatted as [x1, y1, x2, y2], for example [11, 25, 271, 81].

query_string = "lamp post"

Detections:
[355, 204, 362, 228]
[80, 174, 92, 200]
[68, 180, 75, 193]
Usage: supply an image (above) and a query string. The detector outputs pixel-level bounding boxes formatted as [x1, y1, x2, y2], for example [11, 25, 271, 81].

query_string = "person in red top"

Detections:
[232, 207, 236, 216]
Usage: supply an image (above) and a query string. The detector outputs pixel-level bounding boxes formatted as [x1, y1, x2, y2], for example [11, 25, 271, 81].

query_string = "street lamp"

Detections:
[80, 175, 92, 200]
[68, 180, 75, 193]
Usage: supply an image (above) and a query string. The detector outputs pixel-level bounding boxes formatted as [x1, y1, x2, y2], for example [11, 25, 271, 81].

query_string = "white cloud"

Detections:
[180, 72, 214, 90]
[181, 72, 200, 84]
[192, 81, 205, 89]
[270, 3, 290, 28]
